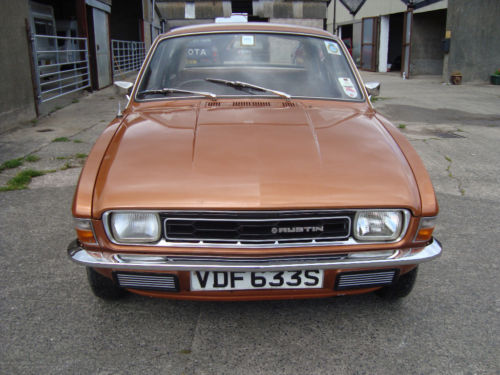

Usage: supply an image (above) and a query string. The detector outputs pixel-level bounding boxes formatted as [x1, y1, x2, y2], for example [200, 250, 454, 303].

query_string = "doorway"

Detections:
[387, 13, 404, 72]
[92, 7, 111, 88]
[86, 5, 111, 89]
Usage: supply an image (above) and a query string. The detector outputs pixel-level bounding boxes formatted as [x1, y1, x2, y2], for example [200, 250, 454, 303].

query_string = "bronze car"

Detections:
[68, 23, 441, 301]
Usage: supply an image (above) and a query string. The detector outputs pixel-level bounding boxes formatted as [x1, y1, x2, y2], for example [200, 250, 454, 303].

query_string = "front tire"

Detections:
[86, 267, 127, 300]
[376, 267, 418, 300]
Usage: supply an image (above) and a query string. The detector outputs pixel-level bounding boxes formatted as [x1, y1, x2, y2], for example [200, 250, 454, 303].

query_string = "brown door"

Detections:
[361, 17, 379, 71]
[401, 10, 413, 78]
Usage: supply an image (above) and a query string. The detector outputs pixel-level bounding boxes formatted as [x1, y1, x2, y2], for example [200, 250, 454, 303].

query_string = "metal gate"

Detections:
[31, 34, 91, 103]
[111, 40, 146, 78]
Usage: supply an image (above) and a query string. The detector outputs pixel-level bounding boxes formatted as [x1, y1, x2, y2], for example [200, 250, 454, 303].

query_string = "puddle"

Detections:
[377, 104, 500, 126]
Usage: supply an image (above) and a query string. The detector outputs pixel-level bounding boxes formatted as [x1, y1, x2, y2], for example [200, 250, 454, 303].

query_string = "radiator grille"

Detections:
[336, 270, 397, 290]
[114, 272, 179, 292]
[163, 212, 351, 245]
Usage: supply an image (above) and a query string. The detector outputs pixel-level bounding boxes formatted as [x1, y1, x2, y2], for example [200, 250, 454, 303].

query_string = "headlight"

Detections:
[354, 210, 406, 241]
[110, 212, 161, 243]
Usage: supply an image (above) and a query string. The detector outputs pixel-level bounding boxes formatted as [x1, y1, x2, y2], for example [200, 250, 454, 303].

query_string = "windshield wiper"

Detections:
[137, 88, 217, 100]
[205, 78, 291, 101]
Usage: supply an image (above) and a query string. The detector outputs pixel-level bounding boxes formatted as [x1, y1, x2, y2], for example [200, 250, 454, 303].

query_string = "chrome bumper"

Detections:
[67, 239, 441, 272]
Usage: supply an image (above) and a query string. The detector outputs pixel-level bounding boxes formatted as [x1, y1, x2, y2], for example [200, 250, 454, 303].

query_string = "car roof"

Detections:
[162, 22, 337, 40]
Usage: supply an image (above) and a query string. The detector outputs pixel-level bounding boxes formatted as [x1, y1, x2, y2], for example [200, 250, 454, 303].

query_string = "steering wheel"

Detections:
[175, 79, 207, 89]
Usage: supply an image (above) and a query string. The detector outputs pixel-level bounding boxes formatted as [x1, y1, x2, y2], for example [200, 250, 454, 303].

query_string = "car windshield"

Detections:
[137, 32, 362, 101]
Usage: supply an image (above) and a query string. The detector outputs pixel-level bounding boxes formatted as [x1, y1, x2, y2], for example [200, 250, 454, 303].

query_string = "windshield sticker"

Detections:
[187, 48, 207, 56]
[338, 77, 358, 98]
[325, 41, 341, 55]
[241, 35, 255, 46]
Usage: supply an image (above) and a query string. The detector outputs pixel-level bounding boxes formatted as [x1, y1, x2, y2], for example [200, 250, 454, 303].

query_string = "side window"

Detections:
[34, 18, 55, 47]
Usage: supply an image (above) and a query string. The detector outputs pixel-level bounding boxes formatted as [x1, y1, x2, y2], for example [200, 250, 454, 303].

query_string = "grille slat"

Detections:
[164, 212, 351, 245]
[119, 279, 176, 284]
[339, 279, 394, 286]
[339, 278, 395, 284]
[232, 101, 271, 107]
[120, 282, 176, 287]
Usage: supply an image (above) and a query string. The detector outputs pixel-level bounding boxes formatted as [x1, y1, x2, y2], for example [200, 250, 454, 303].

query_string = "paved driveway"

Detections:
[1, 73, 499, 374]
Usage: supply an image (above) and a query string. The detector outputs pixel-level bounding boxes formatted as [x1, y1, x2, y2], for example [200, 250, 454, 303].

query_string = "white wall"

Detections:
[270, 18, 324, 29]
[378, 15, 389, 72]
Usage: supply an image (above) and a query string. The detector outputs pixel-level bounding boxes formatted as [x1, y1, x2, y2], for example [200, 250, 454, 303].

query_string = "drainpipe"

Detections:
[150, 0, 155, 42]
[152, 0, 155, 25]
[333, 0, 336, 35]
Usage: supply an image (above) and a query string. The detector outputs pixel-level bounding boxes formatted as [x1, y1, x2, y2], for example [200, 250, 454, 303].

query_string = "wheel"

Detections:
[86, 267, 127, 300]
[375, 267, 418, 300]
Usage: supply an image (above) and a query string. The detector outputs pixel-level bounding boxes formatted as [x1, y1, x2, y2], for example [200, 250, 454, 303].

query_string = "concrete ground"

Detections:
[0, 73, 499, 374]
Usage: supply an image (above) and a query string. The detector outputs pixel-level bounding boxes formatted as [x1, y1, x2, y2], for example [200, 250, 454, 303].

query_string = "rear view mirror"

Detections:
[365, 82, 380, 97]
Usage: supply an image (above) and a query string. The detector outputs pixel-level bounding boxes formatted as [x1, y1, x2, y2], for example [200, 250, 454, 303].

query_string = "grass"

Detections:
[445, 156, 452, 176]
[57, 153, 86, 160]
[0, 155, 41, 173]
[0, 169, 46, 191]
[48, 106, 62, 115]
[72, 98, 79, 104]
[0, 158, 23, 172]
[370, 96, 388, 103]
[442, 155, 465, 196]
[398, 124, 407, 129]
[53, 137, 70, 142]
[24, 155, 40, 162]
[73, 139, 83, 144]
[60, 162, 73, 170]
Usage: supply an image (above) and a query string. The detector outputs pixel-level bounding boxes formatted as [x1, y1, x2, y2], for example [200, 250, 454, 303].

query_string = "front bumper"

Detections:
[67, 239, 441, 272]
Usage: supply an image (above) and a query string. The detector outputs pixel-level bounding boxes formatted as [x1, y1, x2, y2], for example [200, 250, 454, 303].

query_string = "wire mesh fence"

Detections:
[112, 39, 146, 78]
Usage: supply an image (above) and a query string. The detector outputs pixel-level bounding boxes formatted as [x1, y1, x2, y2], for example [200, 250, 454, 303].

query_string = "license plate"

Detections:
[190, 270, 323, 291]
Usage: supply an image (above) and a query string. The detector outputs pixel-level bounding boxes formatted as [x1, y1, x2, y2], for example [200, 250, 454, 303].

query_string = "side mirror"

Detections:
[114, 81, 133, 97]
[365, 82, 381, 97]
[113, 81, 134, 118]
